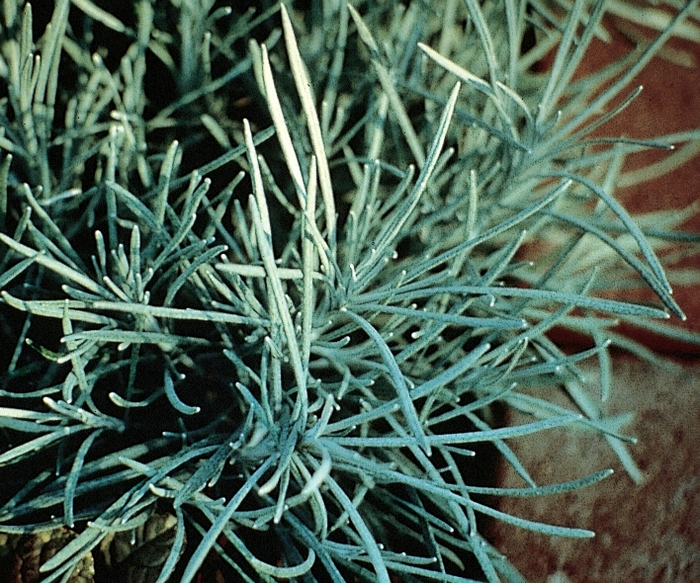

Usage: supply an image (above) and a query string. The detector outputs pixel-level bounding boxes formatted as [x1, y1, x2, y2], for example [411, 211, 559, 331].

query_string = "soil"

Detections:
[489, 358, 700, 582]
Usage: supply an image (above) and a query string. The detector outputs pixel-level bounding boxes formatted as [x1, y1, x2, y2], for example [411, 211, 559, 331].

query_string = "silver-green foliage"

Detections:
[0, 1, 699, 582]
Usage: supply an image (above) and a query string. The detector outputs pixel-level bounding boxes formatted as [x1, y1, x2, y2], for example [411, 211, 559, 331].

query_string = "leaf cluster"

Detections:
[0, 1, 698, 582]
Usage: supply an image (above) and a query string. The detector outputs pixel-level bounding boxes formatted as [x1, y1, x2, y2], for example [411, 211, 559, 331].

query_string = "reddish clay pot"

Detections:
[546, 19, 700, 358]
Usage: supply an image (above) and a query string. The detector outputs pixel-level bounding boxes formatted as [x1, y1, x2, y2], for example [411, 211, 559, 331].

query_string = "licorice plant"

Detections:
[0, 1, 699, 582]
